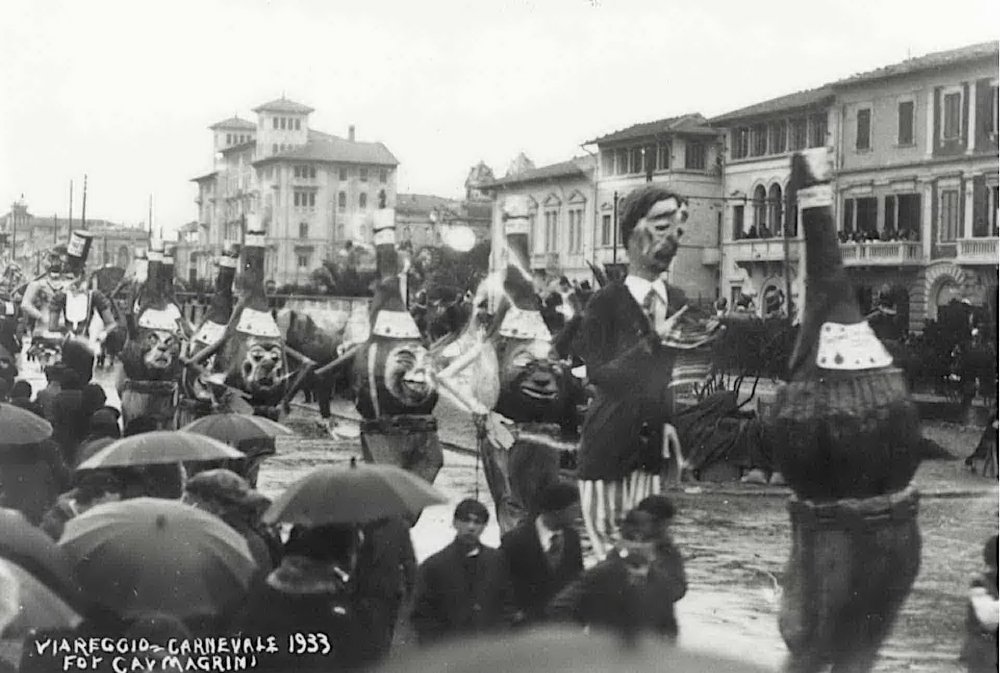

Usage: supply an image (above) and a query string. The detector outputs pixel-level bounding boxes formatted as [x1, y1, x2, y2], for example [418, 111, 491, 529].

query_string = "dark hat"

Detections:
[454, 498, 489, 524]
[636, 495, 676, 522]
[537, 483, 579, 513]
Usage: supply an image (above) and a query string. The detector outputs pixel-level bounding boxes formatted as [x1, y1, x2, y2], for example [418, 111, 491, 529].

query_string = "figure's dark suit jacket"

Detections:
[573, 280, 688, 481]
[500, 521, 583, 622]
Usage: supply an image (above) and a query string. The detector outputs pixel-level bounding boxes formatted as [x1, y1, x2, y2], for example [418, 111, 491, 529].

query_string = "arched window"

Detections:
[768, 184, 783, 237]
[378, 190, 387, 209]
[338, 192, 346, 210]
[359, 193, 367, 209]
[752, 185, 767, 234]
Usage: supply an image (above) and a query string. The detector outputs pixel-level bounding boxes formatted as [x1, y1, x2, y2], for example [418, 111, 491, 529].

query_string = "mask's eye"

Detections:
[511, 352, 533, 369]
[395, 350, 416, 368]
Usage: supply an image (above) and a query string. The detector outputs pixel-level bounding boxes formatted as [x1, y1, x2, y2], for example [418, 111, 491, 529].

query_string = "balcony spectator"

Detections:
[838, 231, 849, 244]
[759, 224, 772, 239]
[746, 225, 759, 239]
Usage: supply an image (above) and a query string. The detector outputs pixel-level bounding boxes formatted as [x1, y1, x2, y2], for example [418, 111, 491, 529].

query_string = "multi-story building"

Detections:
[485, 155, 597, 282]
[830, 41, 998, 331]
[0, 198, 146, 276]
[710, 88, 837, 315]
[708, 41, 998, 330]
[586, 114, 723, 304]
[191, 97, 399, 287]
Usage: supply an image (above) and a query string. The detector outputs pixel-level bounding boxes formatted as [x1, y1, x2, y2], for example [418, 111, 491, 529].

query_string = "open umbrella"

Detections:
[0, 402, 52, 445]
[59, 498, 256, 619]
[263, 461, 447, 526]
[76, 431, 245, 470]
[0, 558, 82, 638]
[182, 413, 294, 445]
[0, 508, 79, 603]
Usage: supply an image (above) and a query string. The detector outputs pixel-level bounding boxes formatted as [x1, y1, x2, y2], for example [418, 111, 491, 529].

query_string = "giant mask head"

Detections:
[620, 188, 688, 276]
[495, 309, 566, 422]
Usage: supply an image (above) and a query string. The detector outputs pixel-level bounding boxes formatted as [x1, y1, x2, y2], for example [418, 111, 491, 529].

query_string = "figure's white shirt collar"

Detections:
[624, 275, 667, 307]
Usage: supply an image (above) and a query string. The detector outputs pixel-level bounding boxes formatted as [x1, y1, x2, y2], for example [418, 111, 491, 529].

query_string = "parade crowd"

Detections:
[0, 175, 997, 673]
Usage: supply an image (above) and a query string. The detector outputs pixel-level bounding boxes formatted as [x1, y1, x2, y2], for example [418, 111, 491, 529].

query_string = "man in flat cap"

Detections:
[411, 499, 513, 644]
[501, 483, 583, 625]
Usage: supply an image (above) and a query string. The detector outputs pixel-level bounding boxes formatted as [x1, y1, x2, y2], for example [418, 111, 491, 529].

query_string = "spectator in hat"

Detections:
[635, 495, 687, 606]
[411, 499, 514, 645]
[182, 469, 276, 579]
[501, 483, 583, 625]
[35, 365, 64, 421]
[235, 524, 363, 671]
[547, 508, 684, 642]
[39, 470, 123, 541]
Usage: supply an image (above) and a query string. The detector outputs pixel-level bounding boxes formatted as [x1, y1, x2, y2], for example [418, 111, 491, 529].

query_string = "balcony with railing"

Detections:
[956, 237, 999, 265]
[839, 240, 924, 266]
[725, 238, 801, 266]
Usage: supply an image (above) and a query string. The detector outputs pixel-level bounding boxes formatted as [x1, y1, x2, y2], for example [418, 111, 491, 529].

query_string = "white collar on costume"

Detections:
[624, 274, 668, 307]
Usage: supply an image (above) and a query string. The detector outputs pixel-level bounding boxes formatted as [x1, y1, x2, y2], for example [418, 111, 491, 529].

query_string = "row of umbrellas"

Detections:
[0, 402, 447, 637]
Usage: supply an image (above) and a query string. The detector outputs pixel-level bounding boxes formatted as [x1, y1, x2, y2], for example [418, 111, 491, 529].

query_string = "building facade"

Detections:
[485, 155, 597, 283]
[0, 199, 146, 276]
[831, 41, 998, 331]
[710, 88, 837, 317]
[587, 114, 723, 305]
[191, 98, 399, 287]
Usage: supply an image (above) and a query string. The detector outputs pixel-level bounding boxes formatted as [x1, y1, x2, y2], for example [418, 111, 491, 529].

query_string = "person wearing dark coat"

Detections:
[547, 509, 685, 642]
[411, 499, 514, 645]
[0, 436, 70, 525]
[234, 524, 364, 671]
[500, 483, 583, 625]
[960, 535, 999, 672]
[353, 516, 417, 663]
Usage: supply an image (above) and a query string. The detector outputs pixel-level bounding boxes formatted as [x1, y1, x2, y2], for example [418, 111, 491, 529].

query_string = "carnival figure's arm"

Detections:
[19, 283, 44, 322]
[91, 290, 118, 337]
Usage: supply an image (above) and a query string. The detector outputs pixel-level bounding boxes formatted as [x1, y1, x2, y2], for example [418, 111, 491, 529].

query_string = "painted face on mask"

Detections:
[239, 340, 285, 395]
[384, 342, 433, 407]
[630, 197, 688, 274]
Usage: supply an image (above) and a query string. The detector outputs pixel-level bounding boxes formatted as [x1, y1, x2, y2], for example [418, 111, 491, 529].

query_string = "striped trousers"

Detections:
[578, 471, 662, 559]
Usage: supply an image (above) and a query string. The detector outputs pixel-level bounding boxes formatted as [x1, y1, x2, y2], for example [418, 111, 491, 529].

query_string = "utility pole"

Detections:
[53, 213, 57, 245]
[148, 195, 153, 236]
[68, 180, 73, 239]
[783, 188, 795, 323]
[611, 190, 619, 266]
[79, 174, 88, 233]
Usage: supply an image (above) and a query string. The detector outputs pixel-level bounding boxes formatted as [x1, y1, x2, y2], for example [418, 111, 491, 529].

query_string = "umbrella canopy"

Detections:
[0, 558, 82, 638]
[0, 402, 53, 445]
[0, 508, 79, 603]
[59, 498, 256, 619]
[76, 431, 245, 470]
[181, 413, 294, 446]
[263, 461, 447, 526]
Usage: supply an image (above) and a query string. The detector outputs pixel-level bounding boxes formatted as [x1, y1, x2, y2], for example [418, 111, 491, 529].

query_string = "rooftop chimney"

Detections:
[348, 125, 356, 142]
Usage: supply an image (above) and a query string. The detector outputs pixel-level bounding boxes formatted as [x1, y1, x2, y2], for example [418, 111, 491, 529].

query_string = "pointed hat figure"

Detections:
[353, 207, 443, 484]
[767, 149, 923, 673]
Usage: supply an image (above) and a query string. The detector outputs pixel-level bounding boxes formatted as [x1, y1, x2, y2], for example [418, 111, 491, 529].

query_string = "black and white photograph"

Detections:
[1, 1, 998, 671]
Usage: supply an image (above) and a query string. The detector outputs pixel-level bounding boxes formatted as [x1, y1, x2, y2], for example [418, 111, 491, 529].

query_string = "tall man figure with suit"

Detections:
[575, 185, 715, 559]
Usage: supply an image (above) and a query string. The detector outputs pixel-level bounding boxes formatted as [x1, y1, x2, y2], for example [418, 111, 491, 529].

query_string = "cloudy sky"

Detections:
[1, 0, 997, 235]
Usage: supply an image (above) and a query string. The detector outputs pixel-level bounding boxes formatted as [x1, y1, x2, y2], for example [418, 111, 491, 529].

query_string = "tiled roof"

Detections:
[190, 170, 218, 182]
[221, 140, 256, 155]
[251, 97, 315, 114]
[585, 113, 718, 145]
[484, 155, 596, 188]
[253, 129, 398, 167]
[710, 87, 834, 124]
[832, 41, 999, 87]
[395, 193, 457, 216]
[209, 116, 256, 131]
